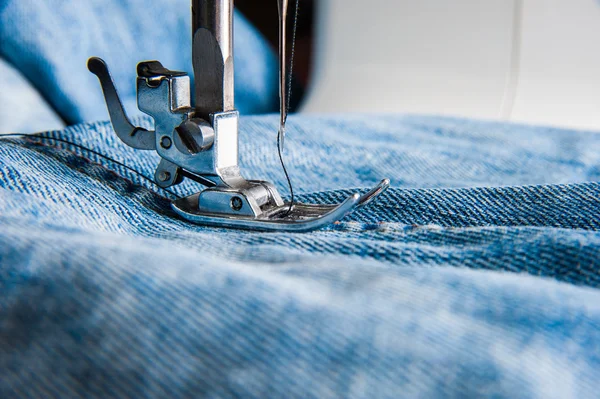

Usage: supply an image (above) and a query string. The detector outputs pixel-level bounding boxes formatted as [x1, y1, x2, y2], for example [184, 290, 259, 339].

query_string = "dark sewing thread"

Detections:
[278, 0, 301, 216]
[0, 133, 182, 200]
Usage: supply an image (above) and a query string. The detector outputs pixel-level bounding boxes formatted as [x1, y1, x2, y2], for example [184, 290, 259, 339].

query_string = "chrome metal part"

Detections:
[88, 57, 156, 150]
[173, 179, 390, 232]
[88, 0, 389, 232]
[176, 118, 215, 153]
[192, 0, 234, 119]
[155, 159, 181, 188]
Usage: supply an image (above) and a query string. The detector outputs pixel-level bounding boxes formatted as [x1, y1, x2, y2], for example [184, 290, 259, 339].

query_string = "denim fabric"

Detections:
[0, 0, 279, 127]
[0, 58, 65, 133]
[1, 114, 599, 398]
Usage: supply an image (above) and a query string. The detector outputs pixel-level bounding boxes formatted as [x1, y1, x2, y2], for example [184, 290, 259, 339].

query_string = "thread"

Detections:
[278, 0, 301, 215]
[0, 133, 182, 199]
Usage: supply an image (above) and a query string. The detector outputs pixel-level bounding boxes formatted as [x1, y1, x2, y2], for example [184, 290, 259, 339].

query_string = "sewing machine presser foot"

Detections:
[88, 0, 389, 232]
[172, 179, 389, 232]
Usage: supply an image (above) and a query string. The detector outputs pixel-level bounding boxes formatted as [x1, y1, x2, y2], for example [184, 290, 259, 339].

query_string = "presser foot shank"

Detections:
[172, 179, 390, 232]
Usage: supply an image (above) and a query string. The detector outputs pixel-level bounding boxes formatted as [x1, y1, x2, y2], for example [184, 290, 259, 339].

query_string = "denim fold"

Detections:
[1, 113, 599, 398]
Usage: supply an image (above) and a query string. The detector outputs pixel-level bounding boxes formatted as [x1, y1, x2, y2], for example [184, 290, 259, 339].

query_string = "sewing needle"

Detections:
[277, 0, 289, 150]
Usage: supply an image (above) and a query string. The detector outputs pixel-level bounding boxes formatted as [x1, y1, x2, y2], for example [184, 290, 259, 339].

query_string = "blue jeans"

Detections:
[1, 0, 600, 398]
[1, 113, 599, 398]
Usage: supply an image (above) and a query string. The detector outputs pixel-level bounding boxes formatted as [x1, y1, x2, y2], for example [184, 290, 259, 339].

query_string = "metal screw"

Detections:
[158, 171, 171, 182]
[160, 136, 172, 149]
[230, 197, 243, 211]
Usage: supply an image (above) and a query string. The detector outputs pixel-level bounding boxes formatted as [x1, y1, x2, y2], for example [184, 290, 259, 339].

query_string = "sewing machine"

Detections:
[88, 0, 388, 232]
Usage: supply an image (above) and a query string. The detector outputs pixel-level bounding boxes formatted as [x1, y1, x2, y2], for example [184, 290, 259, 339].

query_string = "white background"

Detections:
[302, 0, 600, 131]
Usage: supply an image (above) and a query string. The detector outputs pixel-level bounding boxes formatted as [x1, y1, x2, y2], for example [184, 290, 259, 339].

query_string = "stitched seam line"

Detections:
[2, 138, 173, 204]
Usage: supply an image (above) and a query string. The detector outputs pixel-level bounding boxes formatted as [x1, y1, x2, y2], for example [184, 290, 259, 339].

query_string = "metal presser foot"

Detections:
[88, 0, 389, 232]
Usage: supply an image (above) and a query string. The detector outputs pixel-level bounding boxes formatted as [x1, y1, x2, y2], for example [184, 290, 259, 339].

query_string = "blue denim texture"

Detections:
[1, 113, 600, 398]
[0, 0, 279, 128]
[2, 0, 600, 397]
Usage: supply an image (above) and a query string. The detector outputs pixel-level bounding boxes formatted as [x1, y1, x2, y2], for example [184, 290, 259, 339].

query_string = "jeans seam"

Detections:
[2, 138, 178, 219]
